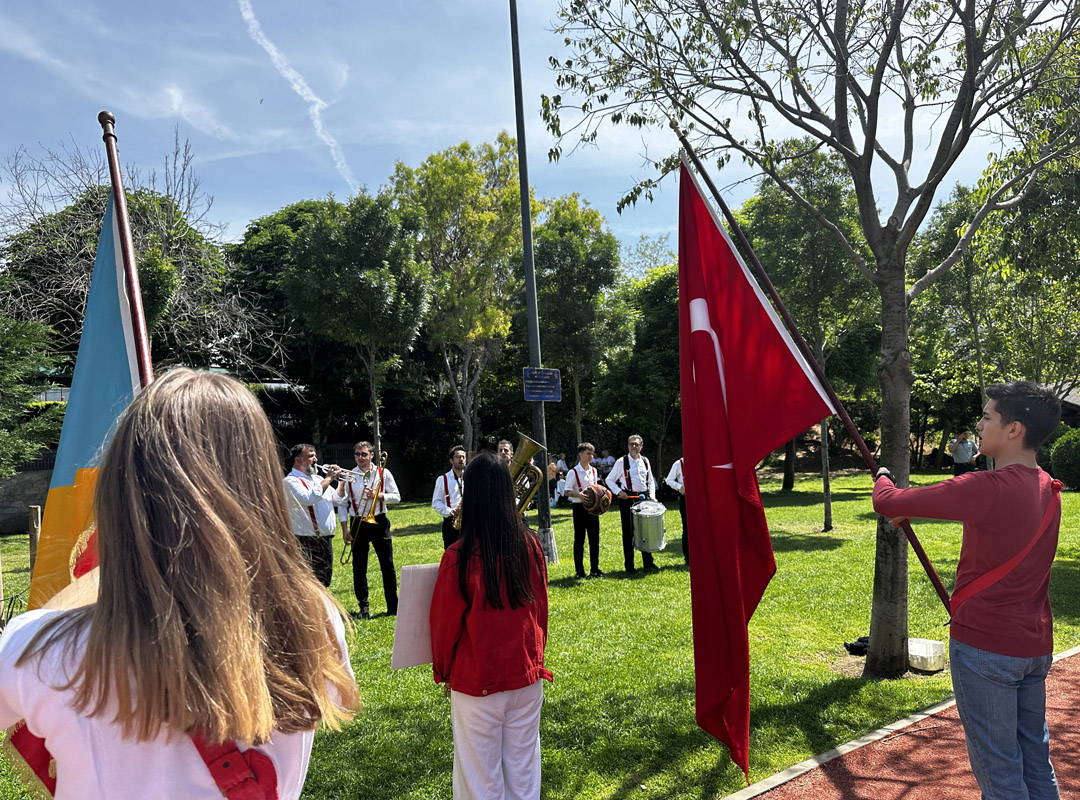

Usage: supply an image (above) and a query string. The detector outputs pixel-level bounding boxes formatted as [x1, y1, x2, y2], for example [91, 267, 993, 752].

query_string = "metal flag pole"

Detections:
[674, 123, 951, 613]
[508, 0, 556, 562]
[98, 110, 154, 389]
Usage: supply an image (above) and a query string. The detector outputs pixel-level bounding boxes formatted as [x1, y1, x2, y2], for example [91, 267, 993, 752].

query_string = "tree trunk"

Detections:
[573, 371, 583, 445]
[934, 428, 950, 469]
[864, 272, 915, 678]
[820, 419, 833, 532]
[366, 347, 382, 456]
[782, 439, 796, 492]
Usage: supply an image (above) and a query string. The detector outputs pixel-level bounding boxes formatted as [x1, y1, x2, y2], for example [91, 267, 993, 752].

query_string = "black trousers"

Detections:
[953, 462, 975, 477]
[296, 535, 333, 587]
[572, 503, 600, 576]
[618, 497, 655, 570]
[678, 494, 689, 565]
[442, 517, 459, 549]
[349, 514, 397, 614]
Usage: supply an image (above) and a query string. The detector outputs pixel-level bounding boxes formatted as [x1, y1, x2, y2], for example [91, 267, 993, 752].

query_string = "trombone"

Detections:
[340, 451, 388, 565]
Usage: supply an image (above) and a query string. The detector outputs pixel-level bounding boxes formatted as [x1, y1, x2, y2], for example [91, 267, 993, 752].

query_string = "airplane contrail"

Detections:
[238, 0, 358, 192]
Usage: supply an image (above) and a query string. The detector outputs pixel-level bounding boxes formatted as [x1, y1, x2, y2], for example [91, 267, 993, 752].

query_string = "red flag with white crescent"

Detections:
[678, 159, 834, 779]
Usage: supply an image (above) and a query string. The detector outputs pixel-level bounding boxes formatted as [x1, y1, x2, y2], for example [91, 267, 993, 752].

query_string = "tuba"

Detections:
[454, 432, 545, 529]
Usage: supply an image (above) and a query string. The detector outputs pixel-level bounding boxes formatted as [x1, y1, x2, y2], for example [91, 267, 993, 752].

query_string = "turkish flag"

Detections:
[678, 160, 835, 779]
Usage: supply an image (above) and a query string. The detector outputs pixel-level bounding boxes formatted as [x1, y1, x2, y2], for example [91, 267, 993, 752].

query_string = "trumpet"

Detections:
[340, 451, 389, 565]
[317, 463, 364, 483]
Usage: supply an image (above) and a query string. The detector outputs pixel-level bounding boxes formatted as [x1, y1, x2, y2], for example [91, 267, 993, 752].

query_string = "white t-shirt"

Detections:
[0, 607, 352, 799]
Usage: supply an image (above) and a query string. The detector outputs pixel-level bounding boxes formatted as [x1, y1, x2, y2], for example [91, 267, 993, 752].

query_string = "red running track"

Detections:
[745, 652, 1079, 799]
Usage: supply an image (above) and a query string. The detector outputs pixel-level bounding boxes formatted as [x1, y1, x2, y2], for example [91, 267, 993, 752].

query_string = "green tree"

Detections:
[0, 312, 62, 479]
[534, 194, 623, 444]
[392, 133, 524, 451]
[593, 264, 680, 470]
[0, 141, 279, 376]
[282, 192, 431, 454]
[740, 142, 876, 524]
[544, 1, 1080, 677]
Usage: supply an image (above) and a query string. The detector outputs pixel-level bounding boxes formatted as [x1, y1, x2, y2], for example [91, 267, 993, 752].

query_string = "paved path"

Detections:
[726, 646, 1080, 799]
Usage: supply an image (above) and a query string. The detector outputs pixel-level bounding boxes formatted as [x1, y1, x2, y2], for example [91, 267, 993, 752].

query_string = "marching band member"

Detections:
[432, 444, 467, 549]
[565, 442, 603, 579]
[606, 434, 657, 574]
[430, 452, 552, 800]
[665, 457, 689, 566]
[284, 443, 346, 587]
[497, 439, 514, 464]
[337, 442, 400, 620]
[0, 369, 357, 799]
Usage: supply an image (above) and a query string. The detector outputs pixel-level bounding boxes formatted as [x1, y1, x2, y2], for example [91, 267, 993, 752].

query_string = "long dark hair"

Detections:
[457, 451, 542, 609]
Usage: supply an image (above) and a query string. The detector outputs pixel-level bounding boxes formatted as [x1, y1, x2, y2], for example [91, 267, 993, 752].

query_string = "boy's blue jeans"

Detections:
[950, 638, 1059, 800]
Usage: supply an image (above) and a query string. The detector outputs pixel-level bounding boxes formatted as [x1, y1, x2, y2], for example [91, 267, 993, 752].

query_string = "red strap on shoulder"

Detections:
[951, 476, 1063, 613]
[191, 734, 279, 800]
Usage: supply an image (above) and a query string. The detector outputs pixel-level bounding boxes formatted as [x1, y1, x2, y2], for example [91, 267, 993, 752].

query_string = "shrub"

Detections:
[1051, 428, 1080, 490]
[1038, 422, 1070, 474]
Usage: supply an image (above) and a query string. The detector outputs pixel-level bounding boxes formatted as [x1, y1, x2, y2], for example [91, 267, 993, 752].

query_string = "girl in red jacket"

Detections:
[430, 451, 552, 800]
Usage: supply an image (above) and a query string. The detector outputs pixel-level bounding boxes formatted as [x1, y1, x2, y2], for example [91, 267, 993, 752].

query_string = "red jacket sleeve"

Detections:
[871, 474, 990, 526]
[429, 546, 467, 685]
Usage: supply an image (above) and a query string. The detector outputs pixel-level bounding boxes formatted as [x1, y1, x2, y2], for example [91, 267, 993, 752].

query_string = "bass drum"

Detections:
[631, 500, 667, 552]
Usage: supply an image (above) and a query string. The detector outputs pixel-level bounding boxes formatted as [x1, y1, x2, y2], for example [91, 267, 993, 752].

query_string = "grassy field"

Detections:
[0, 471, 1078, 798]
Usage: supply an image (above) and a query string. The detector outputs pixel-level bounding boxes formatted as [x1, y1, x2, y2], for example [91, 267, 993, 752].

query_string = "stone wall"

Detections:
[0, 470, 51, 534]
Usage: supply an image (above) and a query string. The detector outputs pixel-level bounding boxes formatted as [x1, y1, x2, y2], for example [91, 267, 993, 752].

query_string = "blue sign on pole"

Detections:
[523, 367, 562, 402]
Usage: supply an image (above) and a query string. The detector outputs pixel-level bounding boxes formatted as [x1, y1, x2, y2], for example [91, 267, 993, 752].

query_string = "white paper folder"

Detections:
[390, 563, 440, 669]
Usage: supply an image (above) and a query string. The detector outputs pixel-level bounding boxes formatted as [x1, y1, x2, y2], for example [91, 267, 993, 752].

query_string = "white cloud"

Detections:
[237, 0, 358, 193]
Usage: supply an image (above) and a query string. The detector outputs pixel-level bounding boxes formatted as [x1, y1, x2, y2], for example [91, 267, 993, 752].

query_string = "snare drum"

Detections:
[631, 500, 667, 552]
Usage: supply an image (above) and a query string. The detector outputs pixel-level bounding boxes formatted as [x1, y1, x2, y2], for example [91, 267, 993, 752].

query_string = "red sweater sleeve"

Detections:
[429, 545, 467, 685]
[872, 474, 990, 526]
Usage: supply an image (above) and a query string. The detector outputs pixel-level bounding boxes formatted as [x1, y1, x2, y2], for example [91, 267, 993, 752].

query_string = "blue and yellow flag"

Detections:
[27, 194, 144, 610]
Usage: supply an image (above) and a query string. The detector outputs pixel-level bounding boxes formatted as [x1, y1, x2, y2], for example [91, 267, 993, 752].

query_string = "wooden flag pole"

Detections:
[674, 123, 951, 614]
[98, 111, 154, 389]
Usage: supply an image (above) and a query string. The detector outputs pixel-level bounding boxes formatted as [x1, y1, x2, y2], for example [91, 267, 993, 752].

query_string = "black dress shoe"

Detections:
[589, 569, 605, 579]
[358, 607, 371, 620]
[576, 571, 587, 579]
[625, 566, 637, 574]
[643, 564, 660, 573]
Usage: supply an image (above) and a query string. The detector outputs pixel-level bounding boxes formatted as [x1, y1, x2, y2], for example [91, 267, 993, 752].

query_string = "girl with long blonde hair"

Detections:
[0, 368, 359, 799]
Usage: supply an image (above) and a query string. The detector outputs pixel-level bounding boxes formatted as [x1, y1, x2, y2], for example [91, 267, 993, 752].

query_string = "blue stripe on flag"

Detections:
[49, 195, 141, 489]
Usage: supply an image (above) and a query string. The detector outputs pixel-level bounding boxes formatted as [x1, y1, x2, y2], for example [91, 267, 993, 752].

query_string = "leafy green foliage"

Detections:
[1051, 428, 1080, 490]
[0, 313, 62, 479]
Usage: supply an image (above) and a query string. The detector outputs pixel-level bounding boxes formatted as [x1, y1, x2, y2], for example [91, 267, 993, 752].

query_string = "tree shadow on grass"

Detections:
[770, 533, 846, 553]
[391, 521, 443, 538]
[541, 679, 744, 800]
[761, 489, 870, 509]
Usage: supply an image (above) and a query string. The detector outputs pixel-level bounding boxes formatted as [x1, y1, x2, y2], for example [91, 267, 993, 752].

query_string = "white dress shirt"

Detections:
[283, 468, 342, 537]
[339, 468, 401, 522]
[605, 454, 655, 500]
[431, 469, 464, 518]
[565, 463, 598, 504]
[665, 458, 685, 494]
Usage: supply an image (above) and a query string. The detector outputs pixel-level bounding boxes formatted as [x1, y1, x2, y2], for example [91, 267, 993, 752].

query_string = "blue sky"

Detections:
[0, 0, 697, 249]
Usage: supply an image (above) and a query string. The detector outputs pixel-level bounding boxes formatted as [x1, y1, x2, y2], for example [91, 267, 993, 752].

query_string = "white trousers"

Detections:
[449, 680, 543, 800]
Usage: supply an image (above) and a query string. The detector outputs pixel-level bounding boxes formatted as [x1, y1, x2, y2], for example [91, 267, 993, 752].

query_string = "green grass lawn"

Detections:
[0, 471, 1078, 799]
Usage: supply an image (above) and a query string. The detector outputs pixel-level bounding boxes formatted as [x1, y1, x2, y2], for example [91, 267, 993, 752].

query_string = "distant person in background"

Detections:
[665, 457, 689, 566]
[596, 449, 615, 478]
[948, 429, 979, 476]
[430, 452, 552, 800]
[556, 452, 569, 473]
[547, 457, 559, 505]
[432, 445, 467, 550]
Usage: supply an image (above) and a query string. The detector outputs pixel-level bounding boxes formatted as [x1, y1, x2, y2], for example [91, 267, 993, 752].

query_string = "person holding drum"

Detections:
[565, 442, 604, 579]
[606, 434, 658, 574]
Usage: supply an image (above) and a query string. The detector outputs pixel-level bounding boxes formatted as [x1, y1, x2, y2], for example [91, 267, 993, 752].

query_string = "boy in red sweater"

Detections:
[873, 381, 1062, 800]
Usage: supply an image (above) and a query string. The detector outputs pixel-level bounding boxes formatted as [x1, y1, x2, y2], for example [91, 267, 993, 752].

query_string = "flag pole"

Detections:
[673, 123, 951, 614]
[98, 110, 153, 389]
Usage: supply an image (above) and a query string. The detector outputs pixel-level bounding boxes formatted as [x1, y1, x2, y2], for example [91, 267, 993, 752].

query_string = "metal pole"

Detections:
[28, 505, 42, 574]
[508, 0, 556, 562]
[676, 125, 950, 613]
